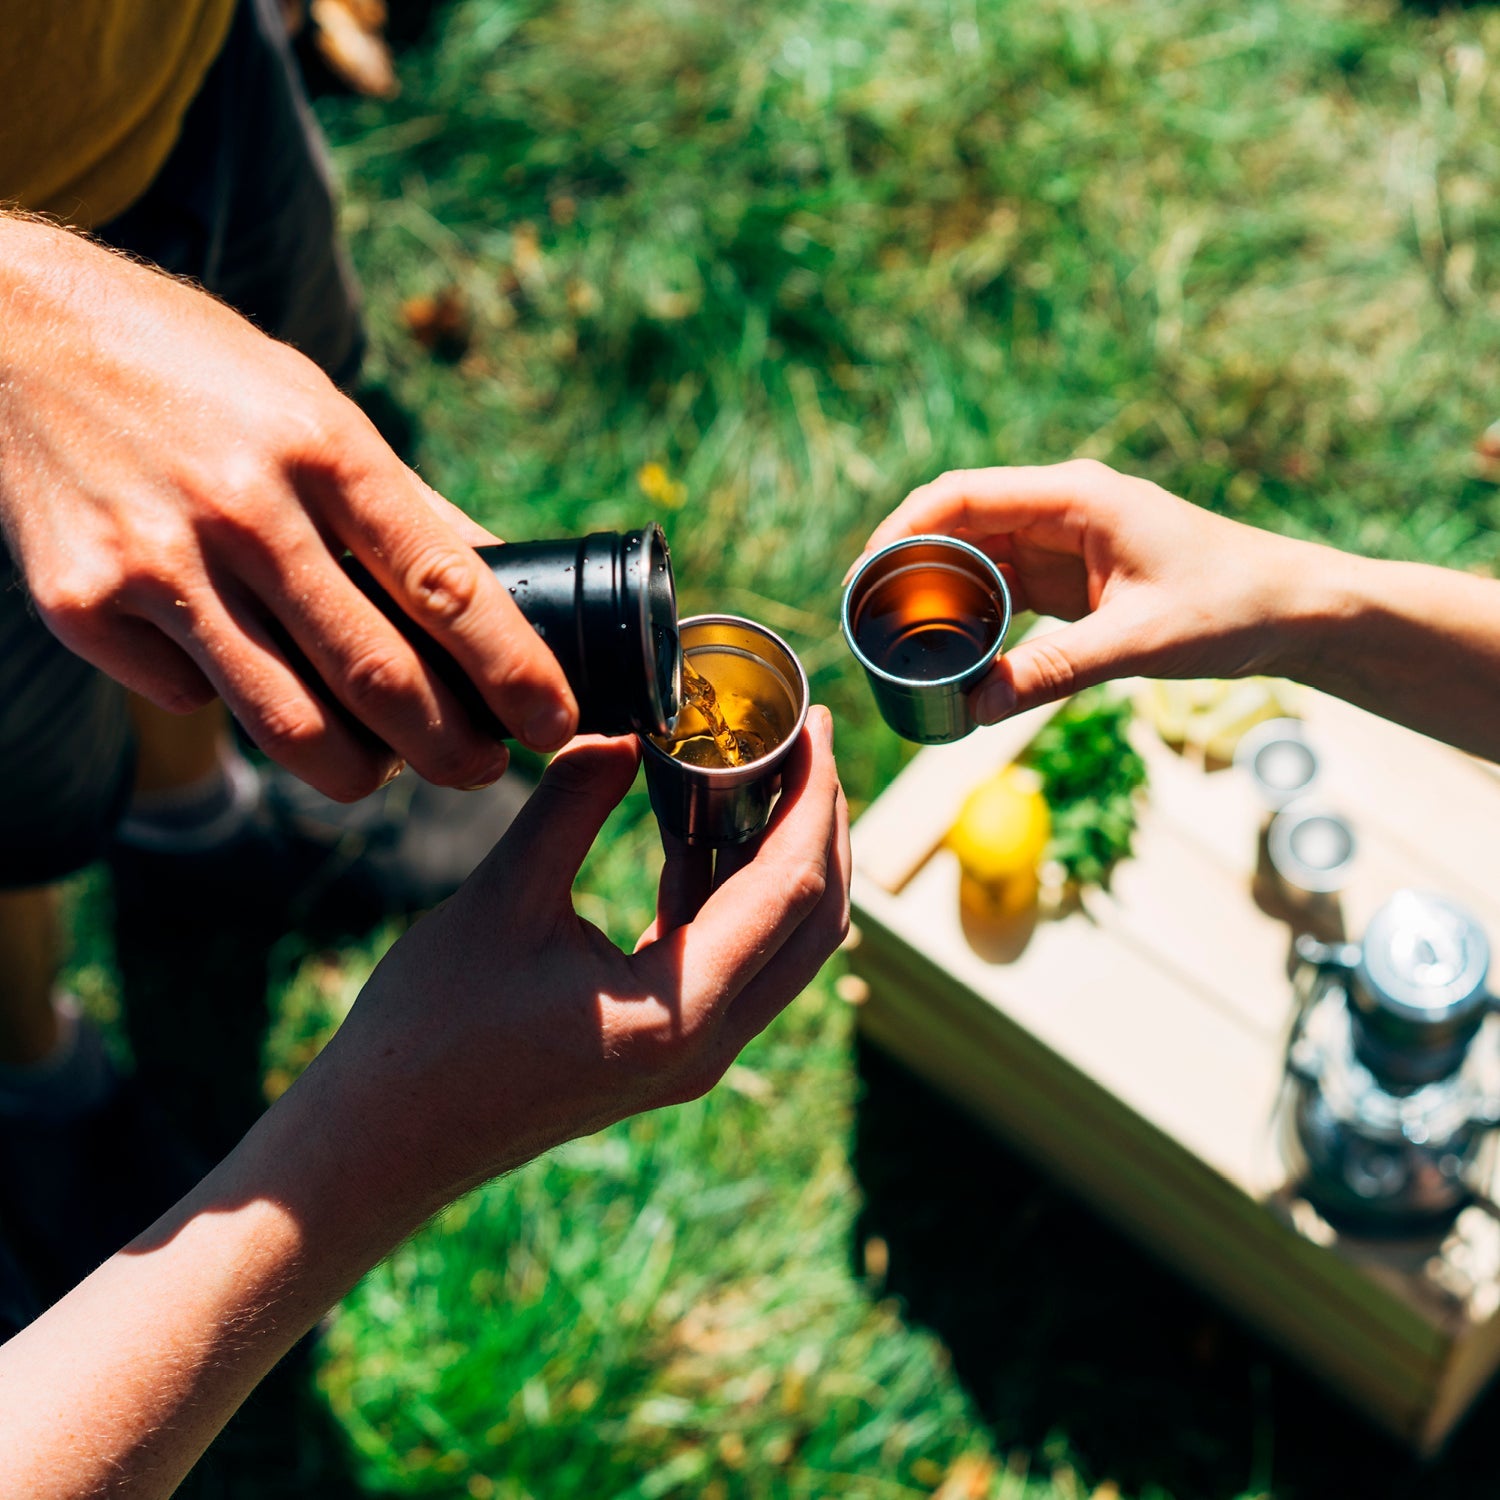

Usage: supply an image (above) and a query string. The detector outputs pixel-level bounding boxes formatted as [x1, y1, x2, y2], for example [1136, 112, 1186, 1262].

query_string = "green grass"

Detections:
[67, 0, 1500, 1494]
[294, 1, 1500, 1493]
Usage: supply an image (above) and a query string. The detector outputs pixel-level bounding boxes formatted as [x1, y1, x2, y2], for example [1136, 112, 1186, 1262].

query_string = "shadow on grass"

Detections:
[112, 903, 380, 1500]
[852, 1036, 1500, 1500]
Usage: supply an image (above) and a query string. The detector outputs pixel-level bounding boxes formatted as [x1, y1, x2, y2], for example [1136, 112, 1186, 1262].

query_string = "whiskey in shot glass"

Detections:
[641, 615, 809, 846]
[842, 535, 1011, 743]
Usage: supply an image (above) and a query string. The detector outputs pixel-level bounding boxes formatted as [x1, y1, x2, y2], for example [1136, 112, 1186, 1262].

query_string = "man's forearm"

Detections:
[0, 1045, 432, 1500]
[1269, 542, 1500, 762]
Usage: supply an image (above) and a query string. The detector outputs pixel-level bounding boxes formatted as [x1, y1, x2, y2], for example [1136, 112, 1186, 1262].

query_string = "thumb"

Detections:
[973, 611, 1134, 720]
[482, 735, 642, 896]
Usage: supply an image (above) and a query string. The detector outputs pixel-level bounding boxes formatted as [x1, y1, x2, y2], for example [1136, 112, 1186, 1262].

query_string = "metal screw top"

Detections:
[1348, 890, 1492, 1083]
[1356, 890, 1491, 1022]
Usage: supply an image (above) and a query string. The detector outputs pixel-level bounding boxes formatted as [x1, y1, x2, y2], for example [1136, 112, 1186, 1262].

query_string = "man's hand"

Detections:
[857, 459, 1313, 723]
[0, 216, 577, 801]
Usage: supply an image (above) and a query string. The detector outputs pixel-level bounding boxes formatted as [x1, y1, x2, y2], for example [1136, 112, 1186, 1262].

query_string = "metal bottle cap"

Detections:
[1350, 890, 1492, 1082]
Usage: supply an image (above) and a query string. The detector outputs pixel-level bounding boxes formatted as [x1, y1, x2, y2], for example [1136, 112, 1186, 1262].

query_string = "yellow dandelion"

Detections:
[636, 460, 688, 509]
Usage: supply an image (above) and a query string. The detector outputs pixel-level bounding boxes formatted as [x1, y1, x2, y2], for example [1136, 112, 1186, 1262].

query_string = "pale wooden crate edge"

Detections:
[848, 907, 1457, 1444]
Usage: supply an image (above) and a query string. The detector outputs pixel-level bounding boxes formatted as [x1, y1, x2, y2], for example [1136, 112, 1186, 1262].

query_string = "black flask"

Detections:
[341, 524, 681, 739]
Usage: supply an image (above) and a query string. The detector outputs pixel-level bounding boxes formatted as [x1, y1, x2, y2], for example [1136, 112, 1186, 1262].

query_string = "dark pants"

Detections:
[0, 0, 364, 888]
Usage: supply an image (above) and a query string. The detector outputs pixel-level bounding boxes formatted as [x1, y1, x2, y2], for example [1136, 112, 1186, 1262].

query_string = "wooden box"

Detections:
[847, 676, 1500, 1453]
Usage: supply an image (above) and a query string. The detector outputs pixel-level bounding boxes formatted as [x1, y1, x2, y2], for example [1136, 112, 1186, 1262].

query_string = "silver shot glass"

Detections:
[639, 614, 810, 847]
[1266, 799, 1358, 901]
[841, 535, 1012, 744]
[1234, 718, 1320, 809]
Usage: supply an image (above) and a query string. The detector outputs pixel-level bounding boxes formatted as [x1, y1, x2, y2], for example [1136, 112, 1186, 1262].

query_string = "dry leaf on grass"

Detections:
[932, 1454, 997, 1498]
[311, 0, 399, 98]
[401, 286, 472, 362]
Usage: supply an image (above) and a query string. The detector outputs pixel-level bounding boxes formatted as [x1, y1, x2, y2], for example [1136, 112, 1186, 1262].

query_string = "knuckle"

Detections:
[826, 896, 853, 950]
[27, 552, 124, 631]
[1060, 457, 1114, 492]
[249, 696, 324, 764]
[782, 856, 829, 918]
[336, 765, 399, 803]
[339, 645, 413, 713]
[415, 736, 499, 790]
[205, 448, 278, 524]
[405, 547, 483, 631]
[273, 386, 334, 453]
[1023, 634, 1080, 700]
[154, 678, 218, 716]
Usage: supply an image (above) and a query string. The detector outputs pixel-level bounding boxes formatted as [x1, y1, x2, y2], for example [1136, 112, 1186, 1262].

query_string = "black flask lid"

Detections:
[578, 524, 680, 736]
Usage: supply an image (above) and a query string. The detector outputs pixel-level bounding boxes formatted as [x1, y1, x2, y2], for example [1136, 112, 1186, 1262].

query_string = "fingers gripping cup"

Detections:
[640, 615, 810, 847]
[842, 535, 1012, 744]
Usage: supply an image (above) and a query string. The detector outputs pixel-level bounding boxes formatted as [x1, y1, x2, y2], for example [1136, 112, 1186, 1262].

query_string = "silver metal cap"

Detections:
[1356, 890, 1490, 1026]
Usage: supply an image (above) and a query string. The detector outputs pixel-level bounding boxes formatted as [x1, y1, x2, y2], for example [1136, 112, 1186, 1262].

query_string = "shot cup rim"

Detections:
[638, 612, 811, 779]
[840, 533, 1012, 689]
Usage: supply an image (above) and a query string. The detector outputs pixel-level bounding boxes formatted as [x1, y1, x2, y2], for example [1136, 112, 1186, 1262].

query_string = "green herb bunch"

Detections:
[1023, 688, 1148, 889]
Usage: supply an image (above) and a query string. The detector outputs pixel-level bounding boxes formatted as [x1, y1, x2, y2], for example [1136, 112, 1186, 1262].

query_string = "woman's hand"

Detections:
[857, 459, 1318, 722]
[325, 710, 851, 1206]
[0, 718, 849, 1499]
[0, 215, 577, 802]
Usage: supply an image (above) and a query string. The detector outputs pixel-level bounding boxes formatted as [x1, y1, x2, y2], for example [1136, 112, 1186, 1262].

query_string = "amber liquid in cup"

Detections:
[852, 563, 1003, 681]
[655, 653, 781, 768]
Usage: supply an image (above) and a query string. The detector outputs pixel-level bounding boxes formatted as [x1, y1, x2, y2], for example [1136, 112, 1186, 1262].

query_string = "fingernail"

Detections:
[974, 680, 1017, 724]
[462, 759, 508, 791]
[523, 703, 575, 752]
[819, 706, 835, 745]
[379, 759, 406, 789]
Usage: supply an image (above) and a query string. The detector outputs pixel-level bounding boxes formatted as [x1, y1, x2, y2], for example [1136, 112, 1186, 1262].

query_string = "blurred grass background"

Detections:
[65, 0, 1500, 1494]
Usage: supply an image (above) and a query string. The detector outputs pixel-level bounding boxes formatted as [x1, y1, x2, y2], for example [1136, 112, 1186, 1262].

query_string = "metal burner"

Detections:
[1282, 890, 1499, 1237]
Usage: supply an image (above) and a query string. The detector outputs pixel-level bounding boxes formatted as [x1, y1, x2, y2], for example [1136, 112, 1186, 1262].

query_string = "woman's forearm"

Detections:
[1268, 541, 1500, 762]
[0, 1046, 430, 1500]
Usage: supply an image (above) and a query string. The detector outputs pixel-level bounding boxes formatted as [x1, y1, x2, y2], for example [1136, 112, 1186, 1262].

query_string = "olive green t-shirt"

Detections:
[0, 0, 237, 227]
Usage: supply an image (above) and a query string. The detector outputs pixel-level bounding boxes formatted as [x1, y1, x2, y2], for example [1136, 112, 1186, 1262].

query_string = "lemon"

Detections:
[946, 765, 1052, 920]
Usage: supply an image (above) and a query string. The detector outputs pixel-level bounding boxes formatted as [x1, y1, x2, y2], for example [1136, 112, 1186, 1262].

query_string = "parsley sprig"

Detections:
[1022, 688, 1148, 888]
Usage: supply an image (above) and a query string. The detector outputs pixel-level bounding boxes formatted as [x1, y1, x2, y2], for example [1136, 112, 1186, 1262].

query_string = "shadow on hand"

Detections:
[852, 1035, 1500, 1500]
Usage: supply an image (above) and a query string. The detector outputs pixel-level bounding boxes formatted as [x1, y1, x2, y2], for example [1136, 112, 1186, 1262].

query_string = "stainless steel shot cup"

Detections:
[1234, 718, 1320, 809]
[1267, 799, 1358, 900]
[841, 535, 1012, 744]
[639, 615, 810, 847]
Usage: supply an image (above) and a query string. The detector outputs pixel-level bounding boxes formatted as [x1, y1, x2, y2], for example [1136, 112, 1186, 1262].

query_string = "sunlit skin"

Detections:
[0, 722, 850, 1498]
[857, 459, 1500, 764]
[0, 212, 578, 802]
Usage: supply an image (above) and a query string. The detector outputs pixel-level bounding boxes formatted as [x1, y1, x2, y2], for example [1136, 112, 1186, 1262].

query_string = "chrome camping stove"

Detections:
[1283, 890, 1500, 1237]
